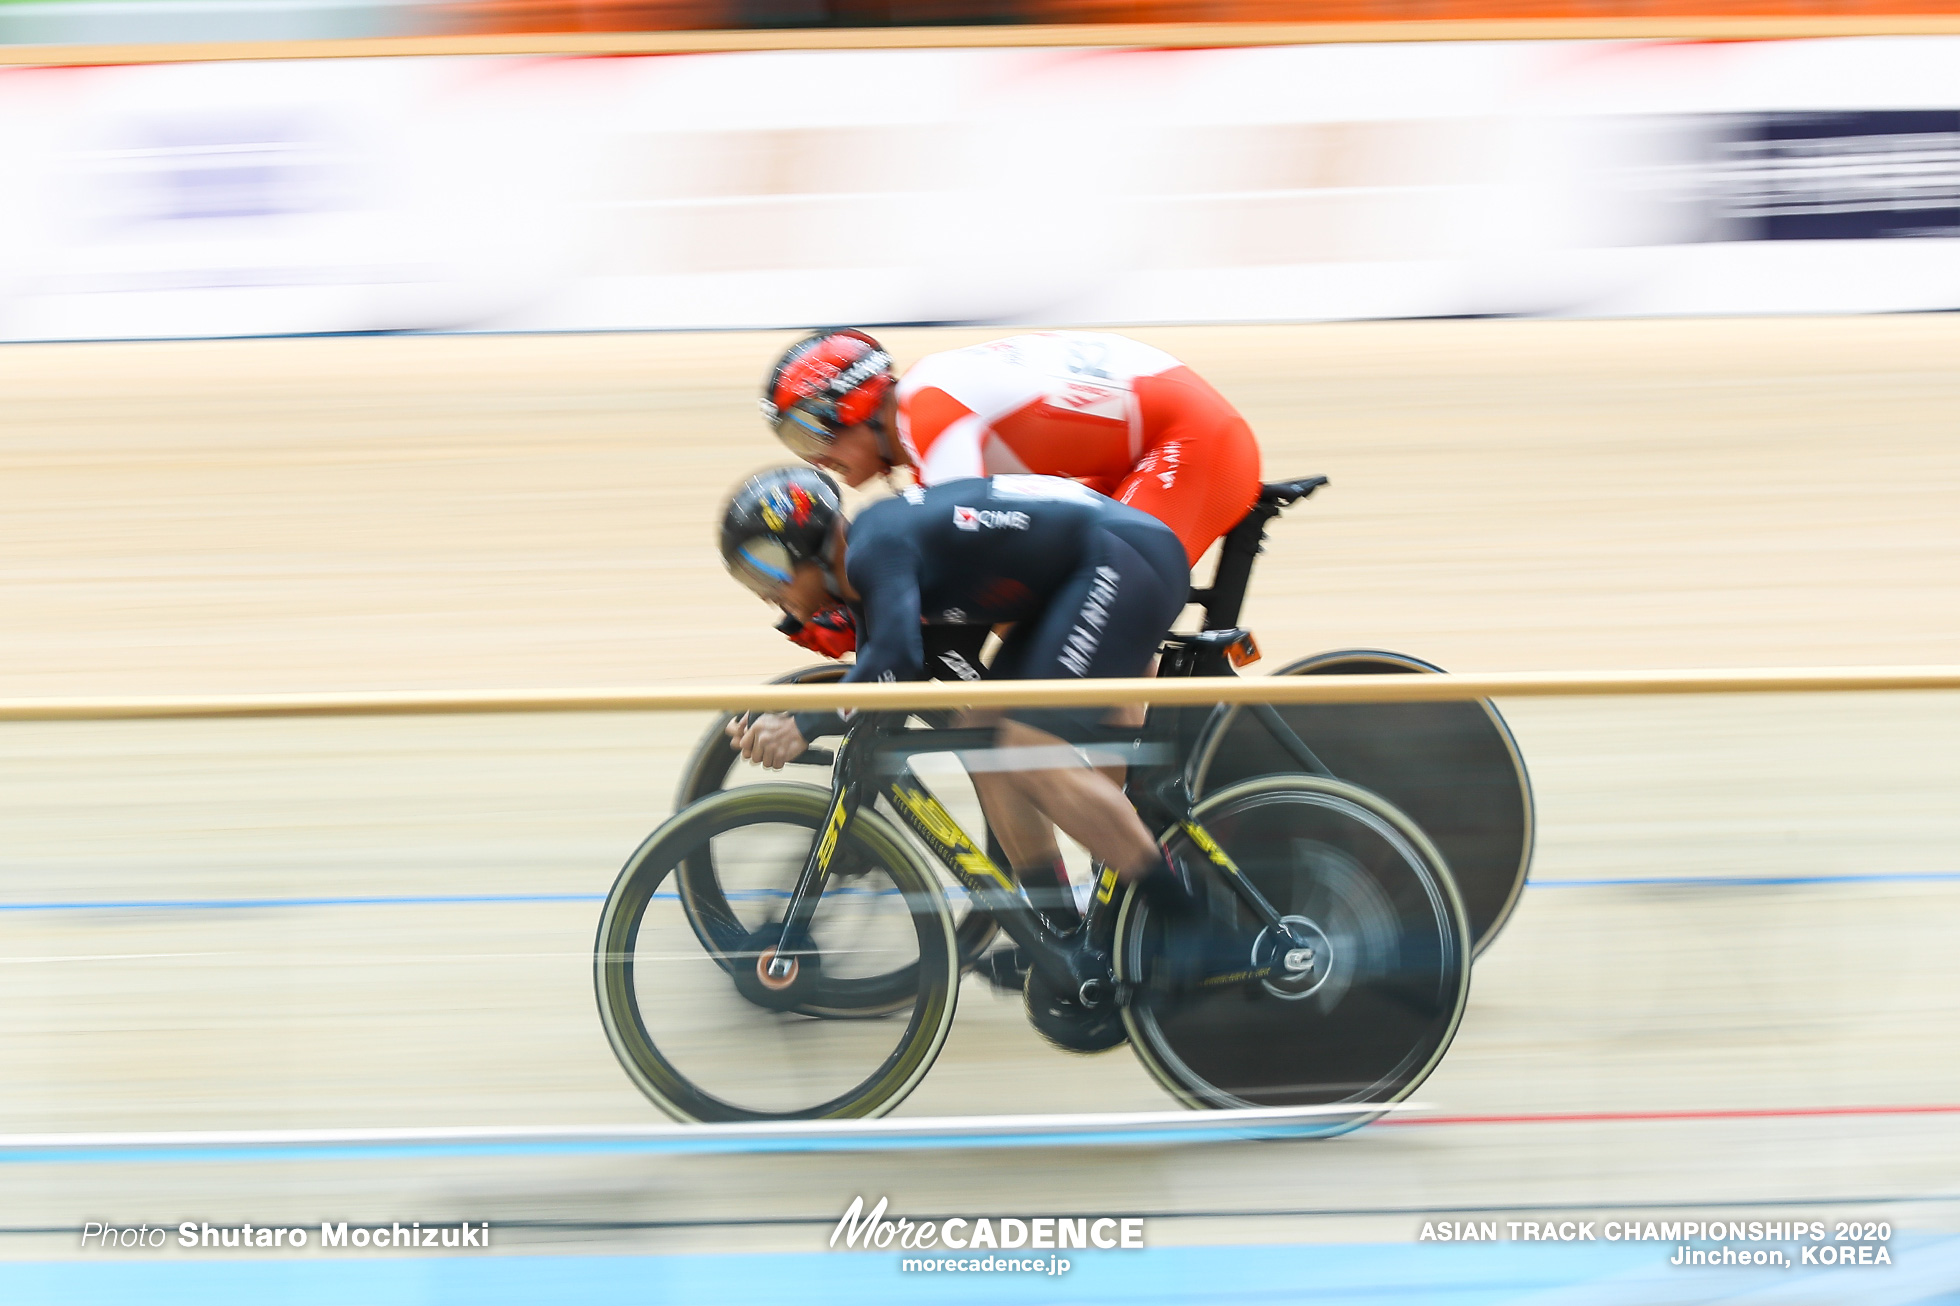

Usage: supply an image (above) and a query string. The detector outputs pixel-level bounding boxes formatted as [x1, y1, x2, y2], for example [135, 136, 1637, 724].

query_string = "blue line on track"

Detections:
[9, 1239, 1957, 1306]
[0, 1126, 1357, 1167]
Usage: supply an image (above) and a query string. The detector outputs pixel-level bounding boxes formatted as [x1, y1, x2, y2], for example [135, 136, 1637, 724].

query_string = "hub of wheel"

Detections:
[1254, 915, 1332, 1000]
[730, 925, 823, 1011]
[757, 948, 799, 989]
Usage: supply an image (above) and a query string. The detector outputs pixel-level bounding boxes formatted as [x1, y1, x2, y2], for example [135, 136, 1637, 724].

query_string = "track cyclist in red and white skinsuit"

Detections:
[753, 328, 1263, 992]
[763, 329, 1263, 572]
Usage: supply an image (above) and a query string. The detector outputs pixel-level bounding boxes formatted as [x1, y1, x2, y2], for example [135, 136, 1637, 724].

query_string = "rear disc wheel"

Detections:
[1190, 650, 1532, 957]
[1117, 776, 1469, 1135]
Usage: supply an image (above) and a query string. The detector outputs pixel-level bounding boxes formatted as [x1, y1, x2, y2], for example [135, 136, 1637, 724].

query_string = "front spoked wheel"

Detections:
[1117, 776, 1469, 1134]
[595, 783, 959, 1122]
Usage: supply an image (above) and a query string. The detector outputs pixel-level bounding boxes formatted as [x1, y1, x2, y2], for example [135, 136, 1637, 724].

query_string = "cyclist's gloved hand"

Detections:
[777, 606, 857, 660]
[726, 712, 809, 770]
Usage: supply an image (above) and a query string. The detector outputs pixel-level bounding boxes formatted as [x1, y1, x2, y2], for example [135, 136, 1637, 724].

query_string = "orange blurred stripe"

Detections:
[438, 0, 1960, 38]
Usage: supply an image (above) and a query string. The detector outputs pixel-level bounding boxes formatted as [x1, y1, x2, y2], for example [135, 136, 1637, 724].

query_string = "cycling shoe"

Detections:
[1137, 849, 1205, 922]
[977, 945, 1030, 993]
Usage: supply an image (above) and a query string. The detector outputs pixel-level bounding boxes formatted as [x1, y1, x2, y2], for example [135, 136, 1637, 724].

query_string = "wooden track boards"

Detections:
[2, 318, 1958, 1256]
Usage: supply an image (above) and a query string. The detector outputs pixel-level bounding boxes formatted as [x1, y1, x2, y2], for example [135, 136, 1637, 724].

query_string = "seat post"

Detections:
[1195, 502, 1281, 631]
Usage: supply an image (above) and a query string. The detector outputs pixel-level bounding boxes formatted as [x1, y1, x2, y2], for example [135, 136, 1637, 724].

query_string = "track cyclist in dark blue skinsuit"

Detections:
[719, 467, 1203, 949]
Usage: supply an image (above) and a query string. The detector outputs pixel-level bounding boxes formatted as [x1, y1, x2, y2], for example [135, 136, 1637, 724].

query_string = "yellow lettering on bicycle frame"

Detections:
[1181, 822, 1242, 876]
[888, 783, 1016, 892]
[1095, 866, 1119, 904]
[814, 792, 849, 872]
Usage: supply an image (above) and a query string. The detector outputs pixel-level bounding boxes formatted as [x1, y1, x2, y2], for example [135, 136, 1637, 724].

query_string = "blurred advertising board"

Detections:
[5, 0, 1945, 46]
[0, 37, 1956, 340]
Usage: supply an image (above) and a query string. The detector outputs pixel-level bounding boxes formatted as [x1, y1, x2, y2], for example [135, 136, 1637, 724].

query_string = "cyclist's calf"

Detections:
[961, 715, 1160, 882]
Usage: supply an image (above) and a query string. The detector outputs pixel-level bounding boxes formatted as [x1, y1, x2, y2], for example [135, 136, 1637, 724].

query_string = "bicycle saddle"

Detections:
[1258, 476, 1329, 508]
[1161, 626, 1260, 675]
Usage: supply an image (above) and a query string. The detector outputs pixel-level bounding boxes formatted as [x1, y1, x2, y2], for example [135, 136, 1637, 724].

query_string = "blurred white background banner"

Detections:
[0, 37, 1956, 339]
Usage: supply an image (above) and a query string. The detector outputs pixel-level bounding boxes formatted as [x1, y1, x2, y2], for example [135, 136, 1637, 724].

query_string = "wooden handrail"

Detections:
[4, 666, 1958, 721]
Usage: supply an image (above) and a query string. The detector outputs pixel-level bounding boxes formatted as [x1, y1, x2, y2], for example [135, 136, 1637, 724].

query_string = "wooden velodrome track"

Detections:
[2, 318, 1959, 1264]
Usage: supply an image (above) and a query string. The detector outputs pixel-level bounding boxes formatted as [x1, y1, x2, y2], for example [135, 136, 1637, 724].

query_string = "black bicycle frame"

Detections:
[764, 712, 1304, 995]
[1189, 474, 1327, 632]
[760, 474, 1335, 990]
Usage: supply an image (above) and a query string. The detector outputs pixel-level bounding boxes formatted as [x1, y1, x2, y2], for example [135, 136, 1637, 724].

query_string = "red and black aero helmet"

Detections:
[718, 466, 845, 599]
[761, 329, 894, 460]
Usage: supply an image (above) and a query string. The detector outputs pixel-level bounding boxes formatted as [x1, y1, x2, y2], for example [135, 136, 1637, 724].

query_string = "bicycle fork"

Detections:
[760, 782, 854, 985]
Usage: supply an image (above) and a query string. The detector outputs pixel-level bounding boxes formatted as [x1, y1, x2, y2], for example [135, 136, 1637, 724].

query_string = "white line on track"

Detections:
[0, 951, 226, 965]
[0, 1105, 1427, 1156]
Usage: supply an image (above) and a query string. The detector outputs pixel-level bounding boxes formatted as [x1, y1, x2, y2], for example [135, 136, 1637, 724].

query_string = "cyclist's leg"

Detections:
[977, 526, 1190, 888]
[963, 525, 1190, 1003]
[1106, 372, 1259, 738]
[962, 628, 1074, 930]
[929, 627, 1081, 970]
[1123, 367, 1263, 567]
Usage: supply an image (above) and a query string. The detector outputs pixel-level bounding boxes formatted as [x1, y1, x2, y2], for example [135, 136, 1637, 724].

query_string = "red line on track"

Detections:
[1381, 1104, 1960, 1128]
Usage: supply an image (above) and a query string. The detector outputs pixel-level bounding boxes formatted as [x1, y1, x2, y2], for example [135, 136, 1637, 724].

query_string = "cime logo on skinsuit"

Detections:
[952, 506, 1031, 531]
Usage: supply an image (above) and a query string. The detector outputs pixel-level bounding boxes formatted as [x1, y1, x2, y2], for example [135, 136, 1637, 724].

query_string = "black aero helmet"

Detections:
[718, 466, 845, 599]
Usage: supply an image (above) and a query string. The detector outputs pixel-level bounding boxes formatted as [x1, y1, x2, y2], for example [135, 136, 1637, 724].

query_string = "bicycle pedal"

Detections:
[1024, 965, 1128, 1055]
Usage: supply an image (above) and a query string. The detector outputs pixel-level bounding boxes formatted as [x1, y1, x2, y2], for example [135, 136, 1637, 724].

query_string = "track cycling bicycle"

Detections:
[671, 477, 1534, 970]
[593, 649, 1473, 1125]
